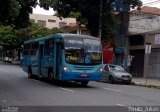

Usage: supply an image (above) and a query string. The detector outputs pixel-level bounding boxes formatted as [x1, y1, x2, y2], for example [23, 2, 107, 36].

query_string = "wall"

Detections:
[145, 31, 160, 78]
[129, 30, 160, 78]
[129, 13, 160, 34]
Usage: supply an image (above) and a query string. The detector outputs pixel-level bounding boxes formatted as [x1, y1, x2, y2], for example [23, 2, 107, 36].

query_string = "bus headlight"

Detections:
[63, 66, 69, 71]
[98, 68, 103, 72]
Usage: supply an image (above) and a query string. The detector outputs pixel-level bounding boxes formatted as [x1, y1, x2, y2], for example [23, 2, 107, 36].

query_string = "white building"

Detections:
[127, 6, 160, 78]
[29, 14, 76, 29]
[129, 6, 160, 34]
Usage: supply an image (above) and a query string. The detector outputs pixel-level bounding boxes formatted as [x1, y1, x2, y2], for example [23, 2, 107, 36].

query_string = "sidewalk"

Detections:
[132, 78, 160, 89]
[11, 60, 20, 65]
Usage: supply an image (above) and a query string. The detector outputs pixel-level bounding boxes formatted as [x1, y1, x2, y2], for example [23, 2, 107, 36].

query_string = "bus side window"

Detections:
[45, 39, 54, 56]
[44, 40, 49, 56]
[23, 44, 27, 55]
[28, 44, 32, 55]
[32, 42, 39, 56]
[48, 39, 54, 56]
[24, 44, 31, 55]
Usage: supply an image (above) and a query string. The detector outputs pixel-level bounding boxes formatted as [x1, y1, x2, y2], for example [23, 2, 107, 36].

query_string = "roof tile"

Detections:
[131, 6, 160, 16]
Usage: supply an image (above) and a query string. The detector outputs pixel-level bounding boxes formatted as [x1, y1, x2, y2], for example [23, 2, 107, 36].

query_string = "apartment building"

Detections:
[29, 14, 76, 29]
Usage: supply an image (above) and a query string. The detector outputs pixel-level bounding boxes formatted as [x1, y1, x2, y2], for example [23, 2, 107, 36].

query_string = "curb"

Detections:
[132, 82, 160, 89]
[0, 62, 20, 66]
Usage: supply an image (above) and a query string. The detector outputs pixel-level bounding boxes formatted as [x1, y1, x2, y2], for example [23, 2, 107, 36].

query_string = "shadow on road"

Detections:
[31, 76, 97, 89]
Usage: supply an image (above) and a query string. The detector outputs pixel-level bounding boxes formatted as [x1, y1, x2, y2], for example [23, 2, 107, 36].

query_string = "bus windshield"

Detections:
[64, 37, 102, 65]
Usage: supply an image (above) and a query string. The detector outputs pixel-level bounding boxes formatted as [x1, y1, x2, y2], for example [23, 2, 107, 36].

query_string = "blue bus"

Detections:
[22, 33, 103, 85]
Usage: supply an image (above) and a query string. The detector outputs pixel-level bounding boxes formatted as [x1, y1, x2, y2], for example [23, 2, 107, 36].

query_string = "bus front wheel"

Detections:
[81, 81, 89, 86]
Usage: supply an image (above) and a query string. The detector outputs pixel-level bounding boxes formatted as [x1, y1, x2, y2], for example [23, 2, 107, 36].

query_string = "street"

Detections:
[0, 63, 160, 107]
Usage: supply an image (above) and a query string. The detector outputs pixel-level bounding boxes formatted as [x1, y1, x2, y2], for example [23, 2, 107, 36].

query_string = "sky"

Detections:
[142, 0, 160, 8]
[33, 0, 160, 15]
[33, 5, 55, 15]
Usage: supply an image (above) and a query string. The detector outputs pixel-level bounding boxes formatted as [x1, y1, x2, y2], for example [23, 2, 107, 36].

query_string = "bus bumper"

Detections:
[61, 71, 103, 81]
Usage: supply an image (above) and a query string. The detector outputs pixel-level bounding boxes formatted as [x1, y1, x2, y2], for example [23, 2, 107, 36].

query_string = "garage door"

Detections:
[148, 49, 160, 78]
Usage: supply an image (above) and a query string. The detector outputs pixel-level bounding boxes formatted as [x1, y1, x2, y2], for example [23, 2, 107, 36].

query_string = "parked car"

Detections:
[101, 64, 132, 84]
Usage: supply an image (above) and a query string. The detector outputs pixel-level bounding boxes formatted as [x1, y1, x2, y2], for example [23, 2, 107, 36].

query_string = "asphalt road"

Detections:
[0, 63, 160, 107]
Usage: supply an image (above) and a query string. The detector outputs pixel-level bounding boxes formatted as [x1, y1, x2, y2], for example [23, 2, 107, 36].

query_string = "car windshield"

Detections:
[64, 36, 102, 65]
[108, 65, 124, 71]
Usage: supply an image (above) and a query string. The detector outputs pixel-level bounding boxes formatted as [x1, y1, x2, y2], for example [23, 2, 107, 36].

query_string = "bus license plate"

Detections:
[81, 74, 88, 77]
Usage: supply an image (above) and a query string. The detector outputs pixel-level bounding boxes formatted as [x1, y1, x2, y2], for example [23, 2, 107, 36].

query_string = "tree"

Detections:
[18, 21, 63, 41]
[0, 25, 19, 49]
[0, 0, 20, 26]
[14, 0, 37, 29]
[39, 0, 142, 40]
[0, 0, 37, 29]
[28, 22, 63, 39]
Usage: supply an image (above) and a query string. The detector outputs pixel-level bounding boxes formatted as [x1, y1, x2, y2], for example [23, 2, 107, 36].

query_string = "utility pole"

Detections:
[144, 42, 151, 84]
[98, 0, 103, 40]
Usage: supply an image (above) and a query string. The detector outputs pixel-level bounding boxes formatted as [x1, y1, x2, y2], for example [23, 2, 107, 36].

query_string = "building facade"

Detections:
[127, 6, 160, 78]
[30, 14, 76, 29]
[129, 6, 160, 34]
[128, 30, 160, 79]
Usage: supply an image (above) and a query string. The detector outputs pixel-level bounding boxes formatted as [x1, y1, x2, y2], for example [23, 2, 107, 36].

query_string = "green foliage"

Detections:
[0, 0, 37, 28]
[0, 25, 19, 49]
[28, 22, 63, 39]
[122, 0, 142, 9]
[0, 0, 20, 26]
[0, 22, 63, 50]
[18, 22, 63, 41]
[14, 0, 37, 29]
[69, 12, 81, 18]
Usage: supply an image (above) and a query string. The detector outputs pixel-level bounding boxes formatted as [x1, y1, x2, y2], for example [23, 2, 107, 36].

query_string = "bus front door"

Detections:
[55, 42, 62, 79]
[39, 44, 44, 75]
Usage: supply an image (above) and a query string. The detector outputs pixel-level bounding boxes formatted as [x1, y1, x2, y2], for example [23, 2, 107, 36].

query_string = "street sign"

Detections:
[145, 43, 151, 54]
[114, 0, 130, 12]
[114, 48, 124, 53]
[154, 34, 160, 44]
[145, 43, 151, 84]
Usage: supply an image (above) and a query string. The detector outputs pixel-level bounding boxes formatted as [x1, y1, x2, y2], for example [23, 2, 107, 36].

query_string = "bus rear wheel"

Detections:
[81, 81, 89, 86]
[48, 70, 53, 82]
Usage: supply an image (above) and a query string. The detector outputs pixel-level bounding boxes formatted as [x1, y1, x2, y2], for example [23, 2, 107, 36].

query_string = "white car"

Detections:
[4, 57, 12, 63]
[101, 64, 132, 84]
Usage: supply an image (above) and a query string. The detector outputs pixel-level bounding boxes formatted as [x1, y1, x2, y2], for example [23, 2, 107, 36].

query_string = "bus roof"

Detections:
[24, 33, 100, 44]
[62, 33, 99, 40]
